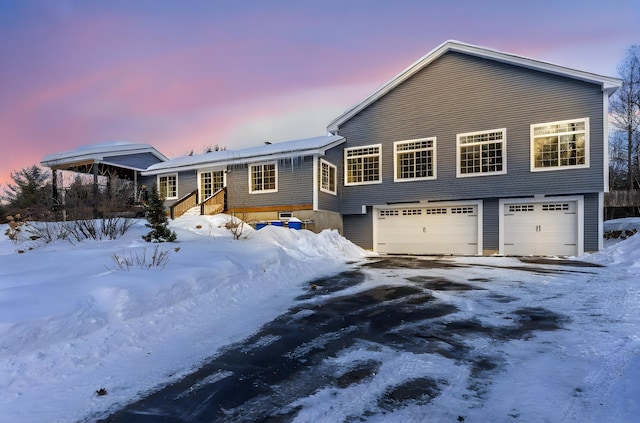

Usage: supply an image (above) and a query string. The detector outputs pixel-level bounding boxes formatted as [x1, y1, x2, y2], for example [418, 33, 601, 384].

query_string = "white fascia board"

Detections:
[328, 40, 622, 132]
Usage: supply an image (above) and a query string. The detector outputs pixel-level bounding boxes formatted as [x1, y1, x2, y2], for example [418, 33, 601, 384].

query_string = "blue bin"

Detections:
[288, 221, 302, 230]
[270, 221, 283, 227]
[256, 222, 267, 230]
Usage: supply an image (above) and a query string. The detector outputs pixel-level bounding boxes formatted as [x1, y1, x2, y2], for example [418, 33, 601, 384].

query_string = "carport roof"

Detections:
[40, 141, 168, 171]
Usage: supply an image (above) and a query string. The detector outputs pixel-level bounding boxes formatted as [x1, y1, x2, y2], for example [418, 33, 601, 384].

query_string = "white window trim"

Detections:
[393, 137, 437, 182]
[320, 159, 337, 195]
[248, 161, 278, 194]
[157, 173, 178, 200]
[530, 117, 590, 172]
[456, 128, 507, 178]
[344, 143, 382, 186]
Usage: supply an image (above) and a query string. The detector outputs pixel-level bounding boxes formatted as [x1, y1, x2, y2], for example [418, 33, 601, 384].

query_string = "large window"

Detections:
[320, 159, 337, 195]
[158, 174, 177, 199]
[394, 138, 436, 181]
[199, 170, 224, 201]
[531, 118, 589, 170]
[249, 162, 277, 193]
[345, 144, 381, 185]
[457, 128, 506, 177]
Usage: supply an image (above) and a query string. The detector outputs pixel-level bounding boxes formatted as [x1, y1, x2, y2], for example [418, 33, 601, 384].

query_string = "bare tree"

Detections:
[609, 45, 640, 191]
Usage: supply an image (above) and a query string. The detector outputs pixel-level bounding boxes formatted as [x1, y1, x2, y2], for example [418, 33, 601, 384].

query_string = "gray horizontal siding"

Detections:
[343, 210, 373, 249]
[104, 152, 164, 169]
[317, 145, 344, 213]
[584, 192, 600, 252]
[227, 156, 314, 209]
[338, 51, 606, 215]
[483, 198, 499, 251]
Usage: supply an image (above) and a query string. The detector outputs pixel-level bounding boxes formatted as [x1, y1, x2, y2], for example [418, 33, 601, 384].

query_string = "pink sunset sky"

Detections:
[0, 0, 638, 190]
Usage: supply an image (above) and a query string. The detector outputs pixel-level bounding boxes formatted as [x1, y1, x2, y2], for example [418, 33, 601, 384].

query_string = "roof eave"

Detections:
[142, 138, 346, 176]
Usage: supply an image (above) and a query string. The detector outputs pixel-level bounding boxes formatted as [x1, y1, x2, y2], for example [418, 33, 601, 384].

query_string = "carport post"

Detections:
[93, 163, 99, 218]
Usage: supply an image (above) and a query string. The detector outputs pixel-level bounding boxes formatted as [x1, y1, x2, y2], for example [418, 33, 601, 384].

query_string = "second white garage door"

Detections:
[502, 199, 581, 256]
[374, 204, 480, 255]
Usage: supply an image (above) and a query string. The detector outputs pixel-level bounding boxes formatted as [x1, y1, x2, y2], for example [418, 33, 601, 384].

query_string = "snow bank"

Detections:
[0, 215, 368, 423]
[580, 217, 640, 269]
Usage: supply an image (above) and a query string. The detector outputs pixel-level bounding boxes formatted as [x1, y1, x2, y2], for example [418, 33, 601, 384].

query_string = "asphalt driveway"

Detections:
[100, 256, 603, 422]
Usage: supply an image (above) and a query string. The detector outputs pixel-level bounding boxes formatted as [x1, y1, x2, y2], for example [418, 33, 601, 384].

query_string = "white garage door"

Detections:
[375, 205, 479, 255]
[503, 201, 578, 256]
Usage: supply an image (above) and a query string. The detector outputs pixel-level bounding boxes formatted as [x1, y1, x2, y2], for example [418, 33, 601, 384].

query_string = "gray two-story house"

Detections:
[41, 40, 620, 256]
[327, 40, 620, 256]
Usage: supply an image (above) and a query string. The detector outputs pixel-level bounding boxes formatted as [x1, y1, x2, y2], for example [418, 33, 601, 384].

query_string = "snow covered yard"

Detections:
[0, 215, 639, 422]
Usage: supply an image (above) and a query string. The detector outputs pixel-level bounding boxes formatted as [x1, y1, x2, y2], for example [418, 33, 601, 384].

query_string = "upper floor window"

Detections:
[394, 138, 436, 182]
[345, 144, 381, 185]
[158, 174, 177, 199]
[320, 159, 337, 195]
[457, 128, 506, 177]
[249, 162, 277, 193]
[531, 118, 589, 171]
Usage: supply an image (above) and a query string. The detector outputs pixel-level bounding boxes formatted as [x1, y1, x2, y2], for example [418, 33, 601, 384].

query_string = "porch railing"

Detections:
[201, 187, 226, 215]
[170, 190, 198, 219]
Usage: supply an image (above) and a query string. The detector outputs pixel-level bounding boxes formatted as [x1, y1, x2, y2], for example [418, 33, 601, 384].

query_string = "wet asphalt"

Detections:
[98, 256, 602, 423]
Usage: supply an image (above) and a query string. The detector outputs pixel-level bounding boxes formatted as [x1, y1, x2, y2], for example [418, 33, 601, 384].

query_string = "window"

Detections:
[345, 144, 381, 185]
[394, 138, 436, 181]
[199, 170, 224, 201]
[158, 174, 177, 199]
[249, 162, 277, 193]
[278, 211, 293, 220]
[508, 204, 534, 213]
[457, 128, 506, 177]
[542, 203, 570, 211]
[320, 159, 337, 195]
[451, 207, 474, 214]
[379, 209, 399, 216]
[531, 118, 589, 170]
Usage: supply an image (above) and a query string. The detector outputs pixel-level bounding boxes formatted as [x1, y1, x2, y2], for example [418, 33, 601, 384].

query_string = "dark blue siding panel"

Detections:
[343, 211, 373, 250]
[584, 193, 600, 252]
[483, 198, 499, 251]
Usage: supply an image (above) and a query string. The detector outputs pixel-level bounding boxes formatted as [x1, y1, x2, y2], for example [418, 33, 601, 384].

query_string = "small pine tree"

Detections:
[142, 184, 176, 242]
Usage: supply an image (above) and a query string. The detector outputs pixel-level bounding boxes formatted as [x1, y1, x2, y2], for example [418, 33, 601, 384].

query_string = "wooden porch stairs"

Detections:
[170, 188, 226, 219]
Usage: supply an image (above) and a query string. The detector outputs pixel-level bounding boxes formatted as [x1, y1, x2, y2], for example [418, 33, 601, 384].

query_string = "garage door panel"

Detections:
[503, 201, 578, 256]
[376, 205, 478, 255]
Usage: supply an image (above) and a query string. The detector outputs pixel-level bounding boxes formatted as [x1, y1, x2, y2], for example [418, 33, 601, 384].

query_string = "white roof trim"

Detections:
[41, 142, 168, 168]
[327, 40, 622, 133]
[142, 135, 345, 176]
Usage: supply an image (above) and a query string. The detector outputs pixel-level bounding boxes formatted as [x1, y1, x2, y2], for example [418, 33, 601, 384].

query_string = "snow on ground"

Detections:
[0, 215, 367, 422]
[0, 215, 639, 422]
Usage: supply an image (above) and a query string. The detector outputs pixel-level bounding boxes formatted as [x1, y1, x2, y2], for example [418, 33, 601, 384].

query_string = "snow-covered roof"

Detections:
[143, 135, 345, 175]
[327, 40, 622, 133]
[41, 141, 168, 169]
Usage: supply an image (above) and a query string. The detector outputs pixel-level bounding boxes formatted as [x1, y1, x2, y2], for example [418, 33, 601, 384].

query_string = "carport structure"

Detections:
[40, 142, 167, 215]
